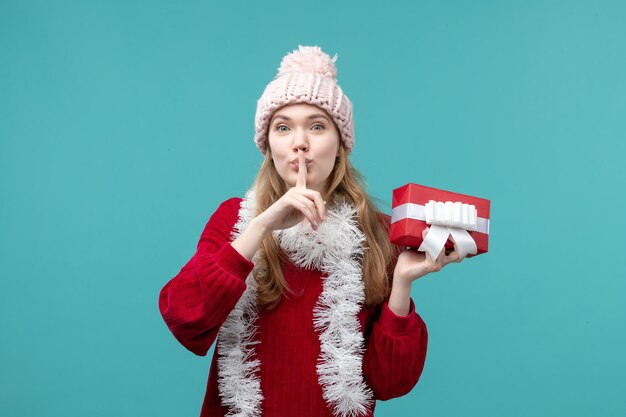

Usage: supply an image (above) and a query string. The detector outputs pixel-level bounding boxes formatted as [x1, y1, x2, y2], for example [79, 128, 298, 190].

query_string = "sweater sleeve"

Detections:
[361, 211, 429, 400]
[158, 197, 254, 357]
[362, 297, 428, 400]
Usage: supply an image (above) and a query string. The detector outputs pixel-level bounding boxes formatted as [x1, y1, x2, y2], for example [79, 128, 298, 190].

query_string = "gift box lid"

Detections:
[392, 183, 491, 220]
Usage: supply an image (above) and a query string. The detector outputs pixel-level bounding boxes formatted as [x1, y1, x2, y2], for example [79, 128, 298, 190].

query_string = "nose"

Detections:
[291, 127, 309, 152]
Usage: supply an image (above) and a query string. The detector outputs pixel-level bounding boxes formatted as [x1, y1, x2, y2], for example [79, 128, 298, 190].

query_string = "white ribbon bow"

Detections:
[418, 200, 478, 260]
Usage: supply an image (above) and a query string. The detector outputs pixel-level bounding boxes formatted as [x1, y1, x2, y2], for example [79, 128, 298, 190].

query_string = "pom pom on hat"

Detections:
[254, 45, 354, 155]
[276, 45, 338, 79]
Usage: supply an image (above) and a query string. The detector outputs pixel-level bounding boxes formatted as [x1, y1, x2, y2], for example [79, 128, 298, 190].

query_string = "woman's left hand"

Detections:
[393, 227, 464, 284]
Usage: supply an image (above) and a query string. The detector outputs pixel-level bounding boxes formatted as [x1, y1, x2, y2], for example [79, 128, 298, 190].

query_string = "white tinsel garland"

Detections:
[216, 185, 374, 417]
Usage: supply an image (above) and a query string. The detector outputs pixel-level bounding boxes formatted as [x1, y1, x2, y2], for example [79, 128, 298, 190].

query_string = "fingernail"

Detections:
[313, 220, 318, 228]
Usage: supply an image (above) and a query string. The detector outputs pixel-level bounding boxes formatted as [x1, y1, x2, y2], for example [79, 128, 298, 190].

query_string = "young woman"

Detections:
[159, 45, 463, 417]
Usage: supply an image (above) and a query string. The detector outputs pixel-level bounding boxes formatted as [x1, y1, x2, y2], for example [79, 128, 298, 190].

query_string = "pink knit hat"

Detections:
[254, 45, 354, 155]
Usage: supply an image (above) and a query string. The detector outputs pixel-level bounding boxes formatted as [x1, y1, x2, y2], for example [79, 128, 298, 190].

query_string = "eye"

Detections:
[276, 125, 289, 132]
[312, 123, 325, 131]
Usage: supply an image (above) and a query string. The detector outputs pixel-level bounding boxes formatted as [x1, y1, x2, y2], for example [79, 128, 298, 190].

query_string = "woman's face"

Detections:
[268, 103, 341, 196]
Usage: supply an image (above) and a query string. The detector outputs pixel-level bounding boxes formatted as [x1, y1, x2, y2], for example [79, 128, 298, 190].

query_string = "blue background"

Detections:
[1, 1, 625, 416]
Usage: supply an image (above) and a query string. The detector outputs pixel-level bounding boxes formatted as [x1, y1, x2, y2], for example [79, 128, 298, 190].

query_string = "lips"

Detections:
[290, 157, 312, 169]
[290, 160, 312, 171]
[291, 161, 311, 169]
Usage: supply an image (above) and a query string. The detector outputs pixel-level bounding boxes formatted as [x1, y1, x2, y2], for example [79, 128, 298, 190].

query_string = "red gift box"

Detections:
[390, 183, 491, 258]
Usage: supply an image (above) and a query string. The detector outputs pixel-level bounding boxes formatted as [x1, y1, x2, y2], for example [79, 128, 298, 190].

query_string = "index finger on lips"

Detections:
[296, 151, 307, 188]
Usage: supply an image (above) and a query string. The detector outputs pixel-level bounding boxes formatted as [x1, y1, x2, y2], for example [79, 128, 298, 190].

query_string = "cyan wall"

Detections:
[1, 1, 624, 416]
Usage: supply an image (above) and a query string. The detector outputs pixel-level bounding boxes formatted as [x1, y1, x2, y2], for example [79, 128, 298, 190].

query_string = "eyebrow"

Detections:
[271, 114, 331, 124]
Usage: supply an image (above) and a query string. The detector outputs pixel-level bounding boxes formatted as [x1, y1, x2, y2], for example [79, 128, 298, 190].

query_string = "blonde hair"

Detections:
[253, 143, 400, 311]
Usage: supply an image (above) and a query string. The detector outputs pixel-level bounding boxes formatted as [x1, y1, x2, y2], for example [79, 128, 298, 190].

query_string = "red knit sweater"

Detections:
[159, 197, 428, 417]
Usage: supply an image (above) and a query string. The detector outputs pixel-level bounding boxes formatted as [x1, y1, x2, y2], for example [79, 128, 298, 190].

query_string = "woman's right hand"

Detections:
[255, 151, 327, 232]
